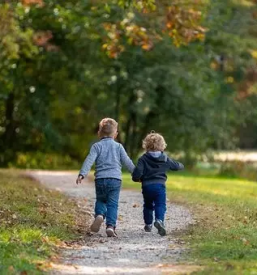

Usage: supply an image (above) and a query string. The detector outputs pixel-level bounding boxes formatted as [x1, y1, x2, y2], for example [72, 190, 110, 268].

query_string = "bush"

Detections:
[218, 161, 257, 181]
[9, 152, 80, 170]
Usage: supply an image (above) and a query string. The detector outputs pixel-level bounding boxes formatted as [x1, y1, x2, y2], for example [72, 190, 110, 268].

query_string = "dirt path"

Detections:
[28, 171, 196, 275]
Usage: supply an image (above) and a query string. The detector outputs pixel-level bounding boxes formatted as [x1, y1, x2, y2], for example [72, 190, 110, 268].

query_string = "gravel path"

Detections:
[28, 171, 195, 275]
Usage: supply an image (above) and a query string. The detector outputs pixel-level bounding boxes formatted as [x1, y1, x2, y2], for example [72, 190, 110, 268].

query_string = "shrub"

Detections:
[9, 152, 80, 170]
[218, 161, 257, 181]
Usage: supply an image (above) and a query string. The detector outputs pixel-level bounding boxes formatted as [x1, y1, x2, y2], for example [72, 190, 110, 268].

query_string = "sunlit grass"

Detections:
[122, 172, 257, 274]
[0, 170, 87, 274]
[167, 175, 257, 201]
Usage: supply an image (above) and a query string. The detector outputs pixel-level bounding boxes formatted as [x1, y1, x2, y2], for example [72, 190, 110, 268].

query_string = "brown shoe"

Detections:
[106, 225, 117, 237]
[90, 215, 104, 233]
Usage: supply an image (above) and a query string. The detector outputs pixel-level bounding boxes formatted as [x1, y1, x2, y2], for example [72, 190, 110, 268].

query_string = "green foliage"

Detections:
[218, 161, 257, 181]
[1, 0, 257, 167]
[8, 152, 79, 170]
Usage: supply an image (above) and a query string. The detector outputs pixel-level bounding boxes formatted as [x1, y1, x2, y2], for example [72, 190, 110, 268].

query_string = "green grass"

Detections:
[0, 170, 87, 274]
[122, 173, 257, 274]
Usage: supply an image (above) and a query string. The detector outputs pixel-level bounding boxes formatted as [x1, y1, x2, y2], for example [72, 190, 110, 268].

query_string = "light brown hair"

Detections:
[142, 132, 167, 152]
[98, 118, 118, 138]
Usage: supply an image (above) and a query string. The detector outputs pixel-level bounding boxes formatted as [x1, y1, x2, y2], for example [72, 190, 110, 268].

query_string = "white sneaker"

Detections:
[90, 215, 104, 232]
[154, 220, 166, 236]
[106, 226, 117, 237]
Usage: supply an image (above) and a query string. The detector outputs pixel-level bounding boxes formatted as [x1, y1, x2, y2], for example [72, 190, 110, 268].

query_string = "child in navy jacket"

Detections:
[132, 132, 184, 236]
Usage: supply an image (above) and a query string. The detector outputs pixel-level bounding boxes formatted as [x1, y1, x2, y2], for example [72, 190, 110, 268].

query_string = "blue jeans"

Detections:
[142, 184, 166, 225]
[95, 178, 121, 227]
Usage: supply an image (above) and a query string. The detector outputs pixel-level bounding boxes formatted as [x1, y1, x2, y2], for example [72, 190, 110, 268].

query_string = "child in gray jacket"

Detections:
[76, 118, 134, 237]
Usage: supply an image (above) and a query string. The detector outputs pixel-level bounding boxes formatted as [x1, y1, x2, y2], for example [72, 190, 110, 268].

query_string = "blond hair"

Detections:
[142, 132, 167, 152]
[98, 118, 118, 138]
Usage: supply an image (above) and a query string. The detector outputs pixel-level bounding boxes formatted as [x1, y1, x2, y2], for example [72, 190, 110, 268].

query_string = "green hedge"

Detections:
[218, 161, 257, 181]
[9, 152, 80, 170]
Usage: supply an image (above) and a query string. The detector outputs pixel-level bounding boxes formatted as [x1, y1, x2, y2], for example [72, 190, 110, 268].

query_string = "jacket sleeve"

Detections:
[79, 144, 98, 176]
[168, 158, 184, 171]
[120, 144, 135, 173]
[132, 158, 144, 182]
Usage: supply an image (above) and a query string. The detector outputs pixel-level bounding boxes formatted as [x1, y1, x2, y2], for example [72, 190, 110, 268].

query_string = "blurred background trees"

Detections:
[1, 0, 257, 168]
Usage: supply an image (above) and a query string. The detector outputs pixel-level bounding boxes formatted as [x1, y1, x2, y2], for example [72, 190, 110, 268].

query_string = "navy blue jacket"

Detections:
[132, 152, 184, 186]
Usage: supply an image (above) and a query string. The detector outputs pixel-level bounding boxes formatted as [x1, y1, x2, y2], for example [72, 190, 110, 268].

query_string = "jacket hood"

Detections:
[145, 152, 168, 162]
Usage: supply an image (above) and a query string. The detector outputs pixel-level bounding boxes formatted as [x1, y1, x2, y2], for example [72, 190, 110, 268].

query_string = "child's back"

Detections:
[132, 151, 183, 186]
[76, 118, 134, 237]
[80, 137, 134, 180]
[132, 132, 184, 236]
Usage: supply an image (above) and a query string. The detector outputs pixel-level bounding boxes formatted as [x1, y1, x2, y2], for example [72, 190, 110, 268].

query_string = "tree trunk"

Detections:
[123, 91, 137, 153]
[137, 85, 165, 149]
[0, 92, 16, 164]
[3, 92, 15, 145]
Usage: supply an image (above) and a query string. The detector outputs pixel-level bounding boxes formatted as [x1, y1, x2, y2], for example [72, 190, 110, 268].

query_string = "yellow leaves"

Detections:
[75, 107, 82, 115]
[102, 20, 153, 58]
[102, 23, 121, 56]
[133, 0, 156, 13]
[210, 62, 218, 70]
[142, 43, 152, 50]
[118, 0, 156, 13]
[196, 33, 205, 41]
[225, 77, 234, 84]
[0, 6, 20, 60]
[165, 6, 207, 47]
[101, 1, 207, 57]
[235, 0, 256, 7]
[0, 5, 39, 61]
[250, 49, 257, 59]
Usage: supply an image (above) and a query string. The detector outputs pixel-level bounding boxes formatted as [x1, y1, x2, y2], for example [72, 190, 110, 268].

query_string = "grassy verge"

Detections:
[0, 170, 87, 275]
[122, 173, 257, 274]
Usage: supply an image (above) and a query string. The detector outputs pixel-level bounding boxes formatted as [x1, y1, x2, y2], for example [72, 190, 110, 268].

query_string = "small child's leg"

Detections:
[154, 185, 166, 222]
[143, 198, 154, 226]
[154, 184, 166, 236]
[142, 186, 154, 230]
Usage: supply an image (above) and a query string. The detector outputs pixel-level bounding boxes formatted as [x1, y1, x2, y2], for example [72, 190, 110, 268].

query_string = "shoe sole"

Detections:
[106, 228, 117, 237]
[154, 221, 166, 236]
[90, 216, 104, 232]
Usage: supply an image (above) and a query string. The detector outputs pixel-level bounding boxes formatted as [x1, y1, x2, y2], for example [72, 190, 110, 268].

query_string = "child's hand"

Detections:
[76, 175, 84, 185]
